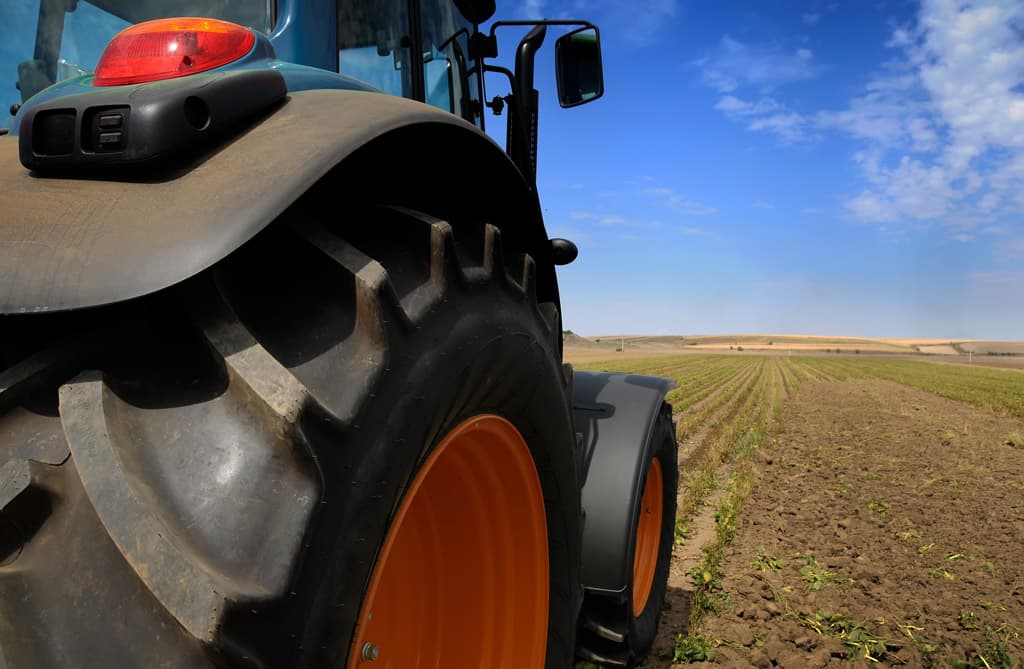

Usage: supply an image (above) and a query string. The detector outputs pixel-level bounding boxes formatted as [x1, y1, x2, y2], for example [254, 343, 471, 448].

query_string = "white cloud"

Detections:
[995, 238, 1024, 263]
[570, 0, 678, 43]
[753, 201, 775, 210]
[703, 2, 1024, 228]
[644, 187, 717, 215]
[845, 190, 898, 223]
[522, 0, 545, 19]
[698, 36, 824, 93]
[839, 1, 1024, 224]
[714, 95, 812, 143]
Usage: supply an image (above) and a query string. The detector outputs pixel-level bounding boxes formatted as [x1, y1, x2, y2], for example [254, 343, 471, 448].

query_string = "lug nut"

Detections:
[361, 642, 380, 661]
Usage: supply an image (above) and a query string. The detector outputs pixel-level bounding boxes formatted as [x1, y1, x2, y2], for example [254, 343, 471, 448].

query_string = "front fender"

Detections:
[574, 370, 675, 595]
[0, 89, 543, 314]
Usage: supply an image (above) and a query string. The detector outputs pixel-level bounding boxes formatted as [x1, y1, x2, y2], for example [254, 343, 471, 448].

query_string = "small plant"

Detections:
[749, 547, 784, 572]
[799, 611, 889, 661]
[672, 633, 716, 662]
[869, 500, 891, 517]
[768, 340, 773, 345]
[736, 345, 744, 351]
[896, 528, 922, 544]
[951, 624, 1019, 668]
[794, 554, 849, 590]
[927, 568, 955, 580]
[957, 611, 980, 629]
[980, 601, 1008, 612]
[1004, 432, 1023, 449]
[674, 518, 689, 546]
[801, 564, 848, 590]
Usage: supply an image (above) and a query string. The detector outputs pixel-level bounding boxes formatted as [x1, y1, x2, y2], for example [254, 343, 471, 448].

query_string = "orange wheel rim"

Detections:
[347, 415, 549, 668]
[632, 457, 663, 616]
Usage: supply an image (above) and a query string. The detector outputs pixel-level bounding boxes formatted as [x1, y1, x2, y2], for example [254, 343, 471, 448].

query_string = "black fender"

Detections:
[573, 370, 676, 595]
[0, 89, 558, 313]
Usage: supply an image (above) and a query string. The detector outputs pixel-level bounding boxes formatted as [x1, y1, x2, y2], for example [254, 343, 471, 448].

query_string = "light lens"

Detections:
[93, 18, 255, 87]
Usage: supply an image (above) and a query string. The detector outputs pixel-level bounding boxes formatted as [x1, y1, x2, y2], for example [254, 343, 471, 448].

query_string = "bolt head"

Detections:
[361, 642, 379, 661]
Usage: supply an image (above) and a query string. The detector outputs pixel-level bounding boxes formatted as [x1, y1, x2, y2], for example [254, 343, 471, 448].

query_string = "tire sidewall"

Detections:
[627, 407, 677, 657]
[311, 281, 581, 668]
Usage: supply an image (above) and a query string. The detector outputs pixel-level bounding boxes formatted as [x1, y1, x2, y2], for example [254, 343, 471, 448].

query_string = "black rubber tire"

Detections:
[0, 202, 582, 667]
[576, 403, 678, 667]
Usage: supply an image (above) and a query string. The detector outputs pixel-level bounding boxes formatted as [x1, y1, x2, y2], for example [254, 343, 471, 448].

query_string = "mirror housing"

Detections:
[453, 0, 495, 25]
[555, 26, 604, 108]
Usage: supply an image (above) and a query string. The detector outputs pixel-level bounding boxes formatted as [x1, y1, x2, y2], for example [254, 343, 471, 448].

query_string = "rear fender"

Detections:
[0, 89, 557, 313]
[573, 370, 675, 595]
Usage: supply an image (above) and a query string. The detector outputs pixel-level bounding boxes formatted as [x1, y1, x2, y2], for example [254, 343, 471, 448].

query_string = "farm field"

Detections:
[569, 353, 1024, 668]
[563, 335, 1024, 370]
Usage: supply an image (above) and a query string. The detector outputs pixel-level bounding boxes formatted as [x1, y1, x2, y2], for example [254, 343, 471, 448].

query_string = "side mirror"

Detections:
[554, 27, 604, 108]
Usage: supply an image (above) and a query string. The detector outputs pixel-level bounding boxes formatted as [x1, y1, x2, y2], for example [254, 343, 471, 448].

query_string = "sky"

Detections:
[1, 1, 1021, 339]
[485, 0, 1024, 339]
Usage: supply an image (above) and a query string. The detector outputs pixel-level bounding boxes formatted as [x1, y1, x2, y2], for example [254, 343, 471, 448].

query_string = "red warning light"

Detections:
[93, 18, 255, 87]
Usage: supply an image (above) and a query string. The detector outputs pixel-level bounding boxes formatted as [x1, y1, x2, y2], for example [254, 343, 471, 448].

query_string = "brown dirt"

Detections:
[651, 378, 1024, 667]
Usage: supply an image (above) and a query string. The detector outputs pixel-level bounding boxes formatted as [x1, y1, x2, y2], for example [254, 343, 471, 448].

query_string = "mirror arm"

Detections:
[483, 20, 596, 186]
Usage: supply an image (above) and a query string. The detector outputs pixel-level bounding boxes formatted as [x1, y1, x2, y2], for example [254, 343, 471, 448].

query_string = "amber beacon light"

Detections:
[93, 18, 255, 87]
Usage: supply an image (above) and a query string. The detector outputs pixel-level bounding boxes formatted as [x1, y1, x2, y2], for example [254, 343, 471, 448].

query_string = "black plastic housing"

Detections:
[19, 69, 286, 172]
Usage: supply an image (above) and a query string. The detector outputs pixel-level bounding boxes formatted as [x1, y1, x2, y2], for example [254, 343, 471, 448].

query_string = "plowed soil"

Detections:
[653, 378, 1024, 667]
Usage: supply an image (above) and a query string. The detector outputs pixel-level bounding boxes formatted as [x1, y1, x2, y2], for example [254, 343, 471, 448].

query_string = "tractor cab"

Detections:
[4, 0, 602, 184]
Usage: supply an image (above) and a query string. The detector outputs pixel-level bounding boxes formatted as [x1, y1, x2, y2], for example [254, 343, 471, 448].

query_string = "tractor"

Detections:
[0, 1, 678, 667]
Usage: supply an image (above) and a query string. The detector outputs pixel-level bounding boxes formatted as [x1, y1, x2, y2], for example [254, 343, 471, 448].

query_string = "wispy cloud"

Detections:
[714, 95, 812, 143]
[995, 238, 1024, 264]
[644, 187, 717, 215]
[569, 211, 664, 229]
[836, 2, 1024, 226]
[753, 201, 775, 210]
[703, 2, 1024, 231]
[697, 36, 824, 93]
[550, 0, 677, 42]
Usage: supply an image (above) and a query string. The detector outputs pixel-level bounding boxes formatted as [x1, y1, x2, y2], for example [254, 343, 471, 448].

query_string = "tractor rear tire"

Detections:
[0, 203, 582, 668]
[576, 403, 677, 667]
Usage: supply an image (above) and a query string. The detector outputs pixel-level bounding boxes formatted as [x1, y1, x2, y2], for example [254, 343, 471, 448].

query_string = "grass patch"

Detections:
[672, 633, 717, 662]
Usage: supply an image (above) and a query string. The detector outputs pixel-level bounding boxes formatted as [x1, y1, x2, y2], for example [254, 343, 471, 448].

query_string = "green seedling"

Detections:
[749, 547, 784, 572]
[800, 564, 849, 590]
[799, 611, 889, 662]
[927, 568, 955, 580]
[957, 611, 980, 629]
[674, 518, 689, 546]
[672, 633, 716, 663]
[869, 500, 891, 517]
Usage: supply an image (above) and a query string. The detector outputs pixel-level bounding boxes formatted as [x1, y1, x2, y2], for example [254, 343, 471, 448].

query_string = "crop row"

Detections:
[792, 356, 1024, 417]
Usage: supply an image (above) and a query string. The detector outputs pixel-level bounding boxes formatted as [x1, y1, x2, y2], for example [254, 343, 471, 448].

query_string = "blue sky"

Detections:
[486, 0, 1024, 338]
